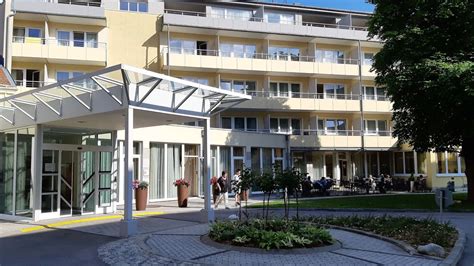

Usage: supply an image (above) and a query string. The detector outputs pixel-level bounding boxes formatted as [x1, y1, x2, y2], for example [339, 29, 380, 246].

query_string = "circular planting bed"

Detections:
[208, 219, 334, 251]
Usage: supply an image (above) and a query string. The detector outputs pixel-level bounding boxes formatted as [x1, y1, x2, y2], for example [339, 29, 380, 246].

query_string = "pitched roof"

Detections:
[0, 66, 16, 87]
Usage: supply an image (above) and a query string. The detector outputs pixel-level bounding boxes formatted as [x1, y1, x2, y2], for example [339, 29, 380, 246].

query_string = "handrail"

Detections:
[12, 36, 107, 48]
[168, 48, 360, 65]
[164, 9, 368, 31]
[217, 127, 393, 136]
[245, 90, 363, 100]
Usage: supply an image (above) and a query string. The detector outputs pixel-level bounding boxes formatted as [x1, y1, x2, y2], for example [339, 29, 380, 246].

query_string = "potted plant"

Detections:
[133, 180, 149, 211]
[173, 178, 190, 207]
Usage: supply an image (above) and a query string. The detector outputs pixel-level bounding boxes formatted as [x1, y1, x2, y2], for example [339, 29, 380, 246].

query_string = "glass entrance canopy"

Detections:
[0, 64, 251, 131]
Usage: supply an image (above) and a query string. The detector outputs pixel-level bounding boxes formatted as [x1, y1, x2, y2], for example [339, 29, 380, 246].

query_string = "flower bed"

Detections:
[306, 215, 458, 251]
[209, 219, 333, 250]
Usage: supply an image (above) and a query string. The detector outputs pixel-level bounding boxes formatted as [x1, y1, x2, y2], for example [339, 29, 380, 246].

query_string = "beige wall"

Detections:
[105, 10, 161, 71]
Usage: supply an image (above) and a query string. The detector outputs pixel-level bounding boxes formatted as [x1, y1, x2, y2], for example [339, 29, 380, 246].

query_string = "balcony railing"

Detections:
[164, 9, 368, 31]
[168, 48, 359, 65]
[23, 0, 102, 7]
[245, 91, 362, 100]
[217, 127, 392, 137]
[12, 36, 106, 49]
[14, 80, 54, 88]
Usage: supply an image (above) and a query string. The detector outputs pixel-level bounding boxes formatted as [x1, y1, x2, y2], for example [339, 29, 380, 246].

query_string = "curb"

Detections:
[200, 234, 341, 254]
[323, 225, 420, 256]
[439, 228, 466, 266]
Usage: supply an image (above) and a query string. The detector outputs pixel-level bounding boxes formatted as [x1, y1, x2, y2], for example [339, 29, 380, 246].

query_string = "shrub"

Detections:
[209, 219, 333, 250]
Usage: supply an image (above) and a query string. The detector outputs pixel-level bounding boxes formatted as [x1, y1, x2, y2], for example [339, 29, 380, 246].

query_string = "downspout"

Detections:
[358, 40, 366, 177]
[3, 1, 16, 70]
[166, 23, 170, 76]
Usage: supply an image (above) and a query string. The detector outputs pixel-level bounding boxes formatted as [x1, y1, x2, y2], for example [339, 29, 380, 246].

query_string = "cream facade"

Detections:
[0, 0, 467, 220]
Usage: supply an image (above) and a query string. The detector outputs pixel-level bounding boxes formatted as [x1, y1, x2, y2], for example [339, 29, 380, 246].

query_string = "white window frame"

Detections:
[364, 120, 387, 135]
[393, 151, 420, 175]
[211, 6, 253, 21]
[436, 151, 465, 176]
[363, 52, 374, 65]
[317, 118, 347, 135]
[220, 79, 256, 94]
[270, 117, 301, 134]
[316, 49, 345, 64]
[221, 116, 258, 132]
[219, 43, 257, 58]
[317, 83, 346, 99]
[264, 12, 295, 25]
[269, 81, 302, 98]
[268, 46, 300, 61]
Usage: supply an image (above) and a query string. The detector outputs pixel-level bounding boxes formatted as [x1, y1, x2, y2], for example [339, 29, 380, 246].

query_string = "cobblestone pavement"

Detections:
[98, 223, 443, 266]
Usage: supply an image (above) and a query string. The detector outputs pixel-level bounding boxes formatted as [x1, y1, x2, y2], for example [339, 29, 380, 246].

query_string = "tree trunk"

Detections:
[462, 138, 474, 203]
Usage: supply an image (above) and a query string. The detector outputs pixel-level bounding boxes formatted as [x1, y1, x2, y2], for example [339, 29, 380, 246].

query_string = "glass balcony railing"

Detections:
[12, 36, 106, 49]
[167, 48, 360, 65]
[164, 9, 368, 31]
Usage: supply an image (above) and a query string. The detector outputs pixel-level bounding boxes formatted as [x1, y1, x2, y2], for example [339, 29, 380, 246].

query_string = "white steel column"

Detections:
[201, 118, 215, 222]
[32, 124, 43, 221]
[120, 107, 137, 237]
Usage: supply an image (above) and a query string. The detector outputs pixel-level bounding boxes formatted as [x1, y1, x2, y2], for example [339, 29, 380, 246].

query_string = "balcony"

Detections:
[163, 49, 360, 77]
[11, 37, 107, 66]
[230, 91, 392, 113]
[14, 0, 106, 26]
[163, 9, 373, 41]
[289, 130, 397, 149]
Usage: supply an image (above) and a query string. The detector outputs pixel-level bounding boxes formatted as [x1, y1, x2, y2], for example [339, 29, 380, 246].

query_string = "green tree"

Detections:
[254, 171, 276, 222]
[368, 0, 474, 202]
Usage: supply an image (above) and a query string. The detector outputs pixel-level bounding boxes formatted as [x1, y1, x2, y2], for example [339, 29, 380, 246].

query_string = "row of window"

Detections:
[119, 0, 148, 12]
[393, 151, 466, 175]
[13, 27, 99, 48]
[169, 39, 374, 65]
[220, 116, 389, 136]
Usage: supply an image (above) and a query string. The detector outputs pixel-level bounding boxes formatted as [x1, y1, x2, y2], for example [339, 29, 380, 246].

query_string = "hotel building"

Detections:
[0, 0, 467, 221]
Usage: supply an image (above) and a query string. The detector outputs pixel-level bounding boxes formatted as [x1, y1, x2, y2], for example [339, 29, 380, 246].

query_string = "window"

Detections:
[183, 77, 209, 85]
[364, 86, 387, 101]
[11, 69, 24, 86]
[264, 12, 295, 24]
[211, 7, 253, 21]
[221, 117, 258, 132]
[316, 50, 345, 64]
[221, 117, 232, 129]
[13, 27, 25, 43]
[364, 120, 388, 135]
[120, 0, 148, 12]
[291, 119, 301, 135]
[28, 28, 41, 38]
[220, 80, 255, 94]
[269, 46, 300, 61]
[269, 82, 300, 97]
[363, 52, 374, 65]
[170, 39, 197, 54]
[317, 119, 347, 135]
[270, 118, 296, 133]
[57, 31, 70, 46]
[394, 151, 425, 175]
[437, 152, 464, 175]
[318, 84, 345, 99]
[56, 71, 84, 82]
[220, 43, 256, 58]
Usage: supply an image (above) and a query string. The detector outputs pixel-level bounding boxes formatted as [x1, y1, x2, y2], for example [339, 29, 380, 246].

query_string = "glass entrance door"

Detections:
[80, 151, 95, 214]
[60, 151, 74, 216]
[41, 150, 59, 218]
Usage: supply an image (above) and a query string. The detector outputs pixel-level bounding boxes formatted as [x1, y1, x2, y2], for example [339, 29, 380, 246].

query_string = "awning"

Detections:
[0, 64, 251, 131]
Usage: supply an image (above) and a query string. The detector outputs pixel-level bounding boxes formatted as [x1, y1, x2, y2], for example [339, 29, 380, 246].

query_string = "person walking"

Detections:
[215, 171, 230, 209]
[232, 169, 241, 206]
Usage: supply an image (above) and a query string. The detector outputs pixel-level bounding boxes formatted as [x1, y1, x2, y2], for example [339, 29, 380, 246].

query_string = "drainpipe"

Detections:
[3, 0, 16, 70]
[357, 40, 367, 177]
[166, 23, 170, 76]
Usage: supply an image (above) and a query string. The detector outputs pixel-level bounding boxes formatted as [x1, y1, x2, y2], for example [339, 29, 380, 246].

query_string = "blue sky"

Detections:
[267, 0, 375, 12]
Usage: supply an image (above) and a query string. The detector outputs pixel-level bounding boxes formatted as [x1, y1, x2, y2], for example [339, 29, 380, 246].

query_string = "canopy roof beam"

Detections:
[8, 100, 36, 121]
[60, 85, 92, 112]
[206, 94, 226, 114]
[91, 76, 123, 106]
[32, 92, 62, 116]
[138, 78, 163, 105]
[173, 88, 198, 112]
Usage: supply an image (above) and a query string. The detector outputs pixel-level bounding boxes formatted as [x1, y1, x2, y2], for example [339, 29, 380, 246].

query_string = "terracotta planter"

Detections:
[177, 185, 189, 207]
[135, 188, 148, 211]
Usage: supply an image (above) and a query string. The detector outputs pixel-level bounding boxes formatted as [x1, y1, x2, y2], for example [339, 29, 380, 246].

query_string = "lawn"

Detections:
[250, 193, 474, 211]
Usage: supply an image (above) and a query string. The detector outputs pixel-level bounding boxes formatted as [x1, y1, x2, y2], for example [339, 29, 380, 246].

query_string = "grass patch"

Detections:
[250, 193, 474, 211]
[209, 219, 333, 250]
[306, 215, 458, 252]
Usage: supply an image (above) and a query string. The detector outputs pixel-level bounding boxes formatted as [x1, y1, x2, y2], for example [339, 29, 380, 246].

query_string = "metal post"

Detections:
[120, 107, 137, 237]
[358, 40, 366, 177]
[202, 118, 215, 222]
[32, 124, 43, 221]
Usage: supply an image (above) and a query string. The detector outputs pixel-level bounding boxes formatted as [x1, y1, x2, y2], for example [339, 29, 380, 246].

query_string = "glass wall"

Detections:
[0, 131, 15, 215]
[167, 144, 182, 198]
[16, 128, 34, 217]
[149, 143, 165, 200]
